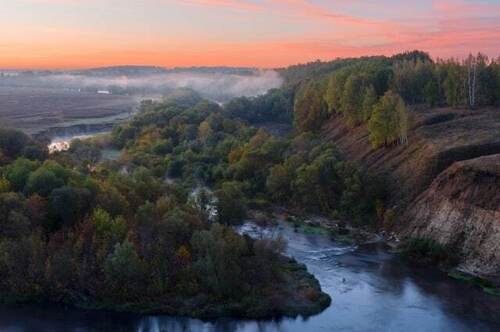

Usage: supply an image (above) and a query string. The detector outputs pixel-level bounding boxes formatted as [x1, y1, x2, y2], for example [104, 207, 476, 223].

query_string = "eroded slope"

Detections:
[322, 107, 500, 276]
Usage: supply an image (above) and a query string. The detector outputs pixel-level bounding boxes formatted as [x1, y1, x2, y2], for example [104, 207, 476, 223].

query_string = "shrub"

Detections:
[401, 237, 458, 266]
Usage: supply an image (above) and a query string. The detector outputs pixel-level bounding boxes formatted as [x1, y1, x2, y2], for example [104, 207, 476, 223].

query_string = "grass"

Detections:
[400, 237, 458, 266]
[286, 214, 331, 236]
[483, 288, 500, 296]
[286, 215, 358, 244]
[294, 223, 330, 235]
[448, 270, 500, 297]
[333, 234, 355, 245]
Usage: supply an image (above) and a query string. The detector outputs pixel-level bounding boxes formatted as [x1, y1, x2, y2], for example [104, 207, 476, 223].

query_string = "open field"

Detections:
[0, 86, 138, 134]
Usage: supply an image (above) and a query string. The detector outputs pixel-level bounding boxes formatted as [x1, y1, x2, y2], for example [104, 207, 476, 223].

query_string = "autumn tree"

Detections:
[197, 121, 213, 144]
[266, 164, 290, 202]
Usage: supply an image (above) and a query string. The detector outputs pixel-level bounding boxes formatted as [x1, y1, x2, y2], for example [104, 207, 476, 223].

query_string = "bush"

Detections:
[401, 237, 458, 266]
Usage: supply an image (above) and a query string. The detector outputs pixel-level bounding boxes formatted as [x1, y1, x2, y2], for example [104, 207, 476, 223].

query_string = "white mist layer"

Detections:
[16, 69, 283, 102]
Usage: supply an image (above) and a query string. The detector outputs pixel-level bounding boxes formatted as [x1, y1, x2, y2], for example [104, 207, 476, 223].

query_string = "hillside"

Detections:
[323, 107, 500, 203]
[322, 107, 500, 277]
[403, 154, 500, 277]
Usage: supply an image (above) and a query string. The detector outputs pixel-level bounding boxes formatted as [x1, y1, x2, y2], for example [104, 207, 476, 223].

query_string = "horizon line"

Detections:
[2, 50, 498, 72]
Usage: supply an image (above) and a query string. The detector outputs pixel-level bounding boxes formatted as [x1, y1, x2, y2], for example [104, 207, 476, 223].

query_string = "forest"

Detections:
[0, 101, 338, 318]
[289, 51, 500, 147]
[0, 50, 498, 317]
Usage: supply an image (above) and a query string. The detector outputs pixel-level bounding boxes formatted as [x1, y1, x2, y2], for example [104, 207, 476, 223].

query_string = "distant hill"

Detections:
[70, 66, 168, 77]
[71, 65, 259, 77]
[167, 66, 257, 75]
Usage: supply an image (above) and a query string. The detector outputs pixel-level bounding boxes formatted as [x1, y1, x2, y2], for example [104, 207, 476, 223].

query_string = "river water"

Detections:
[1, 222, 499, 332]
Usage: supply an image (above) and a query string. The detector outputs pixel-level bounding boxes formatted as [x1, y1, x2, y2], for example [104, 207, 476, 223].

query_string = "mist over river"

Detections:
[1, 221, 499, 332]
[48, 133, 100, 153]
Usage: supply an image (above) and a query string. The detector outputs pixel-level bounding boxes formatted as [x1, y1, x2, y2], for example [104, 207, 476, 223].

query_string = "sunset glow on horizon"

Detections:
[1, 0, 500, 69]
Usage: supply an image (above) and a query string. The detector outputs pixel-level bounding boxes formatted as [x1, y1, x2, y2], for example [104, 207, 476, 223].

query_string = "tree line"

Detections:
[291, 51, 500, 148]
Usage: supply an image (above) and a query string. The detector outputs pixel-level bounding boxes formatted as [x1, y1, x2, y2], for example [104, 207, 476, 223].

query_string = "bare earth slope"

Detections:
[323, 107, 500, 277]
[403, 154, 500, 276]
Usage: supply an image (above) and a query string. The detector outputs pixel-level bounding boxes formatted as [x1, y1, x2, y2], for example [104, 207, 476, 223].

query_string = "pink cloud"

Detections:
[433, 0, 500, 14]
[2, 0, 499, 68]
[175, 0, 262, 10]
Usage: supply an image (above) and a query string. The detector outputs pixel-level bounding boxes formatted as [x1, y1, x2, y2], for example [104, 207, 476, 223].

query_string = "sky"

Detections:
[1, 0, 499, 69]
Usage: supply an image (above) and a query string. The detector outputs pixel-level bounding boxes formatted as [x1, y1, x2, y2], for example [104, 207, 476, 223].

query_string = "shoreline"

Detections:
[262, 207, 500, 296]
[0, 255, 330, 320]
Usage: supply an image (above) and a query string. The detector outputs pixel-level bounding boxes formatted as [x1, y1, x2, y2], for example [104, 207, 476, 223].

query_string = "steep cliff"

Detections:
[402, 154, 500, 277]
[322, 107, 500, 277]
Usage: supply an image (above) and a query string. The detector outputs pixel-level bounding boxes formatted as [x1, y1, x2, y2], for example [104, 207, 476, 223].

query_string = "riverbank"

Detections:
[0, 255, 330, 320]
[322, 107, 500, 279]
[3, 220, 500, 331]
[263, 207, 500, 297]
[251, 208, 382, 245]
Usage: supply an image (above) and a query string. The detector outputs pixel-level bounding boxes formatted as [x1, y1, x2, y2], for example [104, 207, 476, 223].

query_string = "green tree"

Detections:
[48, 186, 92, 231]
[111, 124, 137, 148]
[341, 74, 365, 127]
[191, 223, 246, 298]
[0, 128, 30, 158]
[392, 59, 434, 104]
[24, 168, 64, 197]
[368, 91, 408, 148]
[361, 85, 378, 121]
[4, 158, 39, 191]
[294, 80, 328, 133]
[491, 57, 500, 104]
[266, 164, 290, 202]
[92, 208, 127, 242]
[104, 240, 144, 300]
[325, 73, 346, 113]
[215, 182, 246, 225]
[69, 139, 102, 166]
[443, 61, 466, 107]
[0, 192, 31, 238]
[424, 80, 439, 107]
[94, 183, 128, 218]
[293, 147, 342, 213]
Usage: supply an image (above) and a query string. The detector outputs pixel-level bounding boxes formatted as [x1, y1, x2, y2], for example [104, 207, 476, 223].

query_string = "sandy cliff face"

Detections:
[402, 154, 500, 277]
[322, 108, 500, 277]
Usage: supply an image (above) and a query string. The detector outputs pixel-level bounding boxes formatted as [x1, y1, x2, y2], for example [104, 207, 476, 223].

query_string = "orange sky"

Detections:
[1, 0, 500, 69]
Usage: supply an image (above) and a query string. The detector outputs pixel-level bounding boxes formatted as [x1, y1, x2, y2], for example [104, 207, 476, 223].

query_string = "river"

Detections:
[1, 222, 499, 332]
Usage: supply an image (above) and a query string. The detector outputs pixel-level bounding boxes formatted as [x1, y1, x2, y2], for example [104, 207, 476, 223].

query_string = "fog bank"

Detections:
[0, 68, 283, 102]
